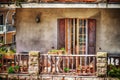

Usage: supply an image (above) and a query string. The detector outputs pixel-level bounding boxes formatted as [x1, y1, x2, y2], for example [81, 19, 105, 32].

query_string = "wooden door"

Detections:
[58, 18, 96, 54]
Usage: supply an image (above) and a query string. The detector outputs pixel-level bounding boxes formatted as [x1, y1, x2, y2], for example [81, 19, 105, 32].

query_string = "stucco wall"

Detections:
[16, 8, 120, 54]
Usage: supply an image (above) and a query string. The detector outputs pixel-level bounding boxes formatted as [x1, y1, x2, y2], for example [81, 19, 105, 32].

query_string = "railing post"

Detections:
[97, 52, 107, 77]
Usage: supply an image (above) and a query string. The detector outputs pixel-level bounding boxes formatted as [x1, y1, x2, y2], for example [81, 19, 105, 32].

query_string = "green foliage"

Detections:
[8, 65, 20, 73]
[0, 63, 2, 67]
[49, 49, 58, 53]
[0, 54, 2, 59]
[61, 48, 65, 51]
[60, 47, 66, 54]
[0, 46, 16, 55]
[10, 49, 16, 53]
[15, 0, 27, 8]
[108, 64, 120, 79]
[8, 66, 15, 73]
[0, 47, 7, 54]
[64, 67, 70, 72]
[14, 65, 19, 70]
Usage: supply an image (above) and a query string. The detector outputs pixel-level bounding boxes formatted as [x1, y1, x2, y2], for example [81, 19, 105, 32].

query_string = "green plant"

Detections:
[11, 49, 16, 53]
[0, 54, 2, 59]
[60, 48, 66, 54]
[64, 67, 70, 72]
[108, 64, 120, 79]
[8, 66, 15, 73]
[0, 46, 16, 55]
[0, 47, 7, 54]
[0, 63, 2, 67]
[14, 65, 19, 70]
[50, 49, 58, 52]
[61, 48, 65, 51]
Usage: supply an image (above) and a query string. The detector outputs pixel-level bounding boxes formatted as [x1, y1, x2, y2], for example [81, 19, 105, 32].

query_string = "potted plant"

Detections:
[0, 54, 2, 63]
[77, 65, 81, 73]
[23, 65, 28, 72]
[0, 54, 2, 59]
[0, 63, 2, 67]
[4, 48, 15, 59]
[0, 46, 15, 59]
[48, 49, 58, 54]
[58, 48, 65, 55]
[14, 65, 20, 73]
[0, 63, 2, 72]
[0, 47, 7, 55]
[8, 66, 15, 73]
[64, 67, 70, 72]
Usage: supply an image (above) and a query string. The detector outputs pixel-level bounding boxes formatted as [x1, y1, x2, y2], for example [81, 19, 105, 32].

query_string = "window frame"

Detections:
[57, 18, 96, 55]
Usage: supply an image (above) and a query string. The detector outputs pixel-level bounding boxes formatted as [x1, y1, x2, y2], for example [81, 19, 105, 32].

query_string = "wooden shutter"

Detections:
[57, 19, 65, 49]
[88, 19, 96, 54]
[57, 18, 72, 54]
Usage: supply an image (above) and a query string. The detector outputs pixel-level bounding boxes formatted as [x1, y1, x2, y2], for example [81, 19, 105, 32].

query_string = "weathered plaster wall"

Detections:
[97, 9, 120, 53]
[16, 8, 120, 54]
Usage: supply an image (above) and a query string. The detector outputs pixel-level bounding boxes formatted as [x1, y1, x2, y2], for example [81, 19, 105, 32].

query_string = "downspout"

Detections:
[5, 9, 10, 44]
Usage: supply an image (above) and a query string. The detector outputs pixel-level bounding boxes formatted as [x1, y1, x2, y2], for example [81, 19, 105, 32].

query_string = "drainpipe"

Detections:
[5, 9, 10, 44]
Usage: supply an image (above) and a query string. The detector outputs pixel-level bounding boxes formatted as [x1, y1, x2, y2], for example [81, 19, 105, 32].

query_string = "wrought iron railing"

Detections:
[40, 54, 96, 76]
[0, 54, 29, 73]
[0, 54, 96, 76]
[0, 53, 120, 79]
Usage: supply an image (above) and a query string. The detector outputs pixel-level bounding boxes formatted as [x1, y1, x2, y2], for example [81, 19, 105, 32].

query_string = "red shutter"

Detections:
[57, 19, 65, 49]
[88, 19, 96, 54]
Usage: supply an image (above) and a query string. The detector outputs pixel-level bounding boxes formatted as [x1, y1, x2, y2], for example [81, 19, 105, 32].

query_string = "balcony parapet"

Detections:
[0, 25, 6, 34]
[1, 3, 120, 8]
[0, 0, 120, 8]
[0, 25, 15, 34]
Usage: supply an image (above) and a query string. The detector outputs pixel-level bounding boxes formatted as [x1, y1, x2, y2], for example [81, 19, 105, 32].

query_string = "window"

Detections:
[0, 36, 4, 43]
[58, 18, 96, 55]
[0, 14, 3, 25]
[0, 14, 4, 32]
[12, 34, 16, 43]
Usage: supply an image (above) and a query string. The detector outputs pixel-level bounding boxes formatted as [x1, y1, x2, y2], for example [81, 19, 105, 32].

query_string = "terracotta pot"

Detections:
[77, 69, 81, 73]
[4, 55, 14, 59]
[11, 61, 15, 67]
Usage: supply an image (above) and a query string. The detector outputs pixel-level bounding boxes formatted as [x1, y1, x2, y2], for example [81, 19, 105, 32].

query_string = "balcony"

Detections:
[0, 53, 119, 79]
[0, 25, 15, 34]
[0, 0, 120, 8]
[0, 54, 96, 75]
[0, 25, 6, 34]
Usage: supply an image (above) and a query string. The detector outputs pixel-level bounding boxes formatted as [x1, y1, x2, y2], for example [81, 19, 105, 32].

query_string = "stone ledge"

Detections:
[1, 3, 120, 8]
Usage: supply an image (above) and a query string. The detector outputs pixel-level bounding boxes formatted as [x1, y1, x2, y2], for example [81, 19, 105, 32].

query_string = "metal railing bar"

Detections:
[41, 54, 96, 57]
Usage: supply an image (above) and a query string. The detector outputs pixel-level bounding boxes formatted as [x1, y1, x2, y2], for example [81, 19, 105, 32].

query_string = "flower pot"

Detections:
[4, 55, 14, 59]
